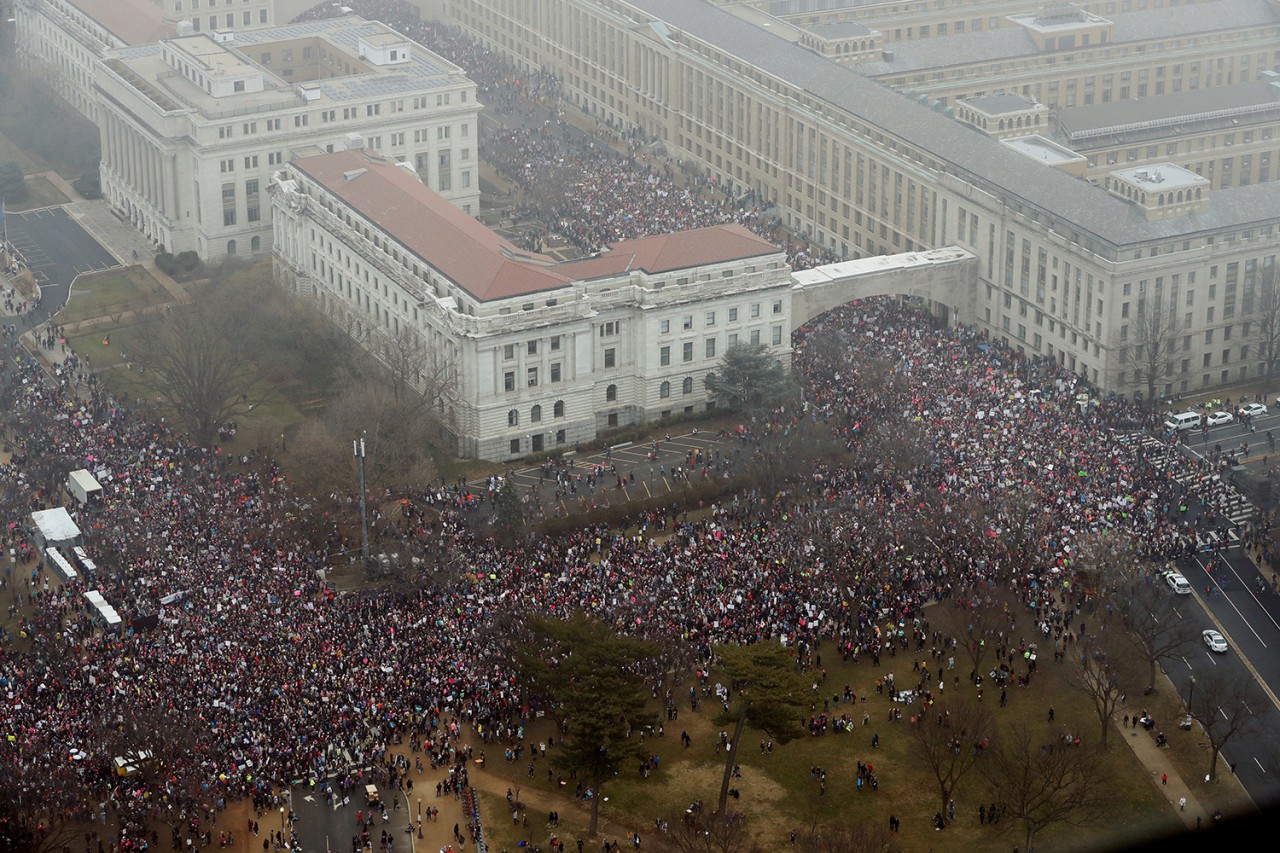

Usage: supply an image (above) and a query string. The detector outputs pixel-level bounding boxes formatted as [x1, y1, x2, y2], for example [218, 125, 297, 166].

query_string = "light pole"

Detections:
[354, 434, 369, 562]
[279, 804, 285, 840]
[1187, 675, 1196, 715]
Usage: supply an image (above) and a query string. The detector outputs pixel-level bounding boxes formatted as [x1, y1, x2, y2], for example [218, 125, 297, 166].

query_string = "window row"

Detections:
[657, 301, 783, 334]
[508, 400, 567, 426]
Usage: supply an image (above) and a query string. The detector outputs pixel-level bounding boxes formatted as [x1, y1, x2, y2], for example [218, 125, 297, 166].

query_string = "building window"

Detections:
[660, 345, 670, 366]
[705, 311, 716, 326]
[226, 240, 236, 255]
[504, 344, 515, 360]
[728, 307, 738, 322]
[660, 381, 670, 398]
[527, 340, 538, 355]
[556, 429, 566, 444]
[660, 320, 670, 334]
[550, 336, 561, 351]
[504, 372, 515, 392]
[527, 367, 538, 387]
[606, 384, 617, 402]
[773, 300, 783, 315]
[554, 400, 565, 418]
[608, 414, 619, 427]
[604, 348, 616, 368]
[531, 405, 542, 423]
[772, 326, 783, 346]
[682, 377, 693, 395]
[682, 342, 693, 362]
[550, 363, 561, 383]
[705, 338, 716, 358]
[510, 439, 520, 454]
[251, 236, 260, 252]
[683, 315, 693, 330]
[508, 409, 519, 427]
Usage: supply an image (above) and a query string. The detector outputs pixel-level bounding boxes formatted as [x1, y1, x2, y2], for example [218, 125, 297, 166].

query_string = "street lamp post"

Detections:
[354, 434, 370, 562]
[279, 804, 285, 843]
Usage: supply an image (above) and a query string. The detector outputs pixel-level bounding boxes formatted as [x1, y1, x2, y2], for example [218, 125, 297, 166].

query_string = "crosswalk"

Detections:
[1119, 432, 1257, 549]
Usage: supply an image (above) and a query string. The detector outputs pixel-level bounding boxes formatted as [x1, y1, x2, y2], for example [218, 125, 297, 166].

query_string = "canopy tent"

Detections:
[31, 507, 81, 550]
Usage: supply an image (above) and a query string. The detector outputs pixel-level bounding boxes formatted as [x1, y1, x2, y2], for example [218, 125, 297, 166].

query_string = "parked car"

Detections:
[1163, 570, 1192, 595]
[1238, 402, 1268, 419]
[1164, 412, 1202, 432]
[1202, 629, 1228, 653]
[1206, 411, 1234, 427]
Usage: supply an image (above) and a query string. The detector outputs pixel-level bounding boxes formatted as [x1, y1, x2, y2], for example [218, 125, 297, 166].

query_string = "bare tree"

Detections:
[955, 586, 1016, 684]
[795, 822, 904, 853]
[1187, 669, 1267, 781]
[1254, 265, 1280, 378]
[294, 382, 443, 496]
[1069, 632, 1140, 747]
[1118, 302, 1184, 412]
[906, 697, 992, 816]
[664, 810, 762, 853]
[0, 736, 94, 853]
[132, 282, 272, 445]
[980, 722, 1109, 852]
[1116, 581, 1199, 692]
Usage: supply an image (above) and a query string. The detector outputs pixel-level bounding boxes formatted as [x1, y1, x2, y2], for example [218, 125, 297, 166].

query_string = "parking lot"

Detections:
[4, 206, 120, 312]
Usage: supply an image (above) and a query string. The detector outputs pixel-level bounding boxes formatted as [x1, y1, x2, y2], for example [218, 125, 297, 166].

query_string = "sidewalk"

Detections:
[1118, 723, 1209, 830]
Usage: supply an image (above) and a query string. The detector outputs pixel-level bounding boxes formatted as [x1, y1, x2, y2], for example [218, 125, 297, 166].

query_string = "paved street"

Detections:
[3, 205, 118, 317]
[1127, 410, 1280, 806]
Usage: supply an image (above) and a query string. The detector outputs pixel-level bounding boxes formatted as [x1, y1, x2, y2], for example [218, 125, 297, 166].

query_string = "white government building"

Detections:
[14, 0, 319, 123]
[90, 14, 480, 258]
[271, 149, 795, 460]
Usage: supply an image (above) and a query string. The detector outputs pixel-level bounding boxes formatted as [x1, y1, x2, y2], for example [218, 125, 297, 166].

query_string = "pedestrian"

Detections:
[1179, 796, 1186, 811]
[1048, 706, 1055, 722]
[1162, 774, 1168, 786]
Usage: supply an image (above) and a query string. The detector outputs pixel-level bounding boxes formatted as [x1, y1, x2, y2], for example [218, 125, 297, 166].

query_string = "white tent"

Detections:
[32, 507, 81, 550]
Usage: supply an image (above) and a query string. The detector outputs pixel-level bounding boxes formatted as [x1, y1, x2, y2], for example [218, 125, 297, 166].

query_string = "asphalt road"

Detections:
[3, 205, 119, 319]
[1171, 546, 1280, 804]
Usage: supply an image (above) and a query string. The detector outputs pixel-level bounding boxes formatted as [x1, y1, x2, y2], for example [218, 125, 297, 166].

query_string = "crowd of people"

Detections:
[295, 1, 839, 271]
[0, 4, 1254, 852]
[0, 289, 1232, 852]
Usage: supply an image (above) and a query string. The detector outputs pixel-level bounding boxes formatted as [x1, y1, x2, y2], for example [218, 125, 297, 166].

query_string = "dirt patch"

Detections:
[661, 760, 788, 815]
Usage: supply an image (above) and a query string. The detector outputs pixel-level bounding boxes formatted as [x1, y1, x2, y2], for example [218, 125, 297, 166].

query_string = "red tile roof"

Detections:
[291, 150, 784, 302]
[557, 224, 781, 280]
[292, 150, 571, 302]
[69, 0, 177, 46]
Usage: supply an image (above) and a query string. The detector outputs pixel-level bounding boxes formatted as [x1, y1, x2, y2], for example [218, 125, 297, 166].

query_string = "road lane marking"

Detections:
[1187, 585, 1280, 714]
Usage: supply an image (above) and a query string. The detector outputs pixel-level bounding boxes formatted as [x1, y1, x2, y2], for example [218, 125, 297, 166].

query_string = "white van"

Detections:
[1164, 412, 1202, 432]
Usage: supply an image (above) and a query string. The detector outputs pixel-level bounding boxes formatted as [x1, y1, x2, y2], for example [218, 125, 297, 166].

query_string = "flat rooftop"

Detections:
[65, 0, 177, 46]
[961, 93, 1041, 115]
[1111, 163, 1207, 190]
[292, 150, 782, 302]
[1007, 8, 1109, 34]
[170, 36, 259, 78]
[625, 0, 1280, 247]
[855, 0, 1276, 75]
[1059, 80, 1280, 139]
[105, 16, 471, 117]
[1002, 135, 1086, 166]
[808, 20, 875, 38]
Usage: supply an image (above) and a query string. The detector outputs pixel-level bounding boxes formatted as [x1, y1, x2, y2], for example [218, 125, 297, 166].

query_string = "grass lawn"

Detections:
[68, 322, 305, 449]
[468, 604, 1215, 853]
[60, 266, 171, 324]
[0, 128, 51, 176]
[7, 174, 70, 211]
